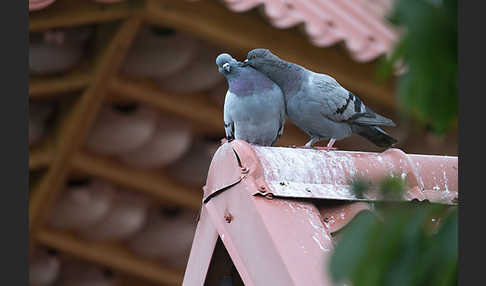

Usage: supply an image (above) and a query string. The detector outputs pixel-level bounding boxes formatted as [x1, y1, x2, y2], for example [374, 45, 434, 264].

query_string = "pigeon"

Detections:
[245, 49, 397, 149]
[216, 53, 286, 146]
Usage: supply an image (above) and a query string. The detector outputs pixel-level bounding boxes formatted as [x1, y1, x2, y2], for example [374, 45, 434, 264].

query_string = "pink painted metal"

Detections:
[182, 140, 458, 285]
[247, 145, 458, 205]
[190, 0, 399, 62]
[183, 206, 219, 286]
[204, 141, 458, 205]
[318, 202, 372, 234]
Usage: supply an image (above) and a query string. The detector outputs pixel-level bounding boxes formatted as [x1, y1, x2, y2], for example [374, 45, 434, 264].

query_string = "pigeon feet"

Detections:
[299, 138, 338, 151]
[317, 138, 338, 151]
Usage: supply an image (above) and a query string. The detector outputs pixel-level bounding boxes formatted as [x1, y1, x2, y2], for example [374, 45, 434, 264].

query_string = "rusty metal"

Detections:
[258, 185, 266, 193]
[224, 211, 233, 223]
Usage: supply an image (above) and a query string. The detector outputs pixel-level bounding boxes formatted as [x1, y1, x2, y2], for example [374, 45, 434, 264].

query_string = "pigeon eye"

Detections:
[222, 63, 231, 72]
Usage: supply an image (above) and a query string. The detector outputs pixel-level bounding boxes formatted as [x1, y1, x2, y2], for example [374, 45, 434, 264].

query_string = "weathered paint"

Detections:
[183, 140, 458, 286]
[247, 145, 458, 205]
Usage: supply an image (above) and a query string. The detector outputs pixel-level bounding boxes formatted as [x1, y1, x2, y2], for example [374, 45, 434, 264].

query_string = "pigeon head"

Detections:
[216, 53, 238, 74]
[245, 48, 279, 69]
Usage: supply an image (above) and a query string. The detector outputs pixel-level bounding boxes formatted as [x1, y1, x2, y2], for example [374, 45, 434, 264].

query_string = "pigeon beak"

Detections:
[244, 59, 249, 64]
[223, 63, 231, 72]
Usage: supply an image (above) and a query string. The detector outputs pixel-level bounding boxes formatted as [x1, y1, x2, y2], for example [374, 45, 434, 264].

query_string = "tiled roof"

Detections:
[30, 0, 399, 61]
[29, 0, 56, 11]
[207, 0, 399, 62]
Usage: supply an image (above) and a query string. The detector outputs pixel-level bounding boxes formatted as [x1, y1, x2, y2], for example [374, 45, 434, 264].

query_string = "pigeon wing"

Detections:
[310, 73, 395, 127]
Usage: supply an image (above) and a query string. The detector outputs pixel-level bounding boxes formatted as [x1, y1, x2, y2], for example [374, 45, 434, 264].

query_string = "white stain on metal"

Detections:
[251, 146, 455, 204]
[308, 217, 322, 232]
[253, 146, 357, 187]
[312, 234, 330, 252]
[443, 170, 449, 192]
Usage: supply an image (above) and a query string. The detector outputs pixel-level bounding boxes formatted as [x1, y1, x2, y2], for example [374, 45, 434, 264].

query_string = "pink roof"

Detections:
[183, 140, 458, 285]
[196, 0, 399, 62]
[29, 0, 56, 11]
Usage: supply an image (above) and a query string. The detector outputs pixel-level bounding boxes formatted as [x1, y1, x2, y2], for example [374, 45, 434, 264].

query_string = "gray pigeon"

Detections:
[245, 49, 397, 149]
[216, 53, 286, 146]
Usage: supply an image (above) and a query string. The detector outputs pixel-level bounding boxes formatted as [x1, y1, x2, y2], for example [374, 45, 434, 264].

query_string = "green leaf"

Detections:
[380, 0, 457, 134]
[328, 175, 457, 286]
[329, 211, 378, 283]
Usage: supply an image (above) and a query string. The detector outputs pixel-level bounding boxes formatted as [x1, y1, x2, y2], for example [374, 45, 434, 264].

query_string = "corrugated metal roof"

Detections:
[197, 0, 399, 62]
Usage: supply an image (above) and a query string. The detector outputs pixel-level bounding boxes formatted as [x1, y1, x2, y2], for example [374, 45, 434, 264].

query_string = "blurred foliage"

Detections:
[329, 2, 458, 279]
[329, 176, 457, 286]
[348, 177, 370, 199]
[378, 176, 406, 200]
[379, 0, 457, 134]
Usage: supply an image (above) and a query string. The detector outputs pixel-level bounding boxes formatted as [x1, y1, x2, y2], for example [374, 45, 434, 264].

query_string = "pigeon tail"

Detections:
[352, 125, 397, 148]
